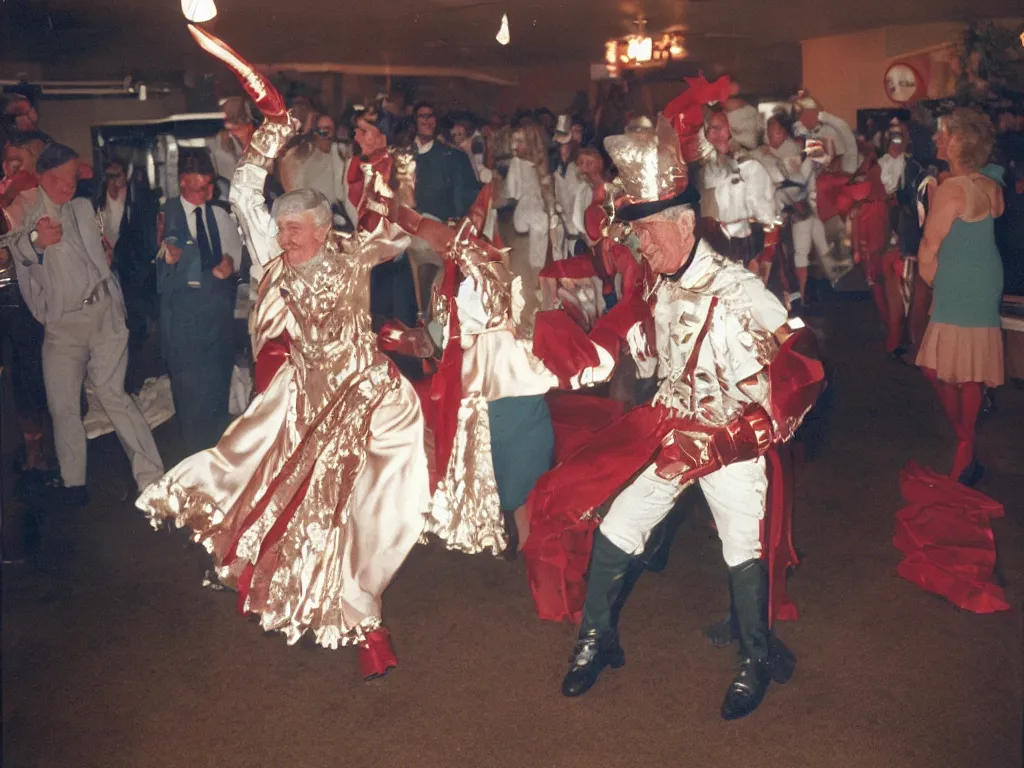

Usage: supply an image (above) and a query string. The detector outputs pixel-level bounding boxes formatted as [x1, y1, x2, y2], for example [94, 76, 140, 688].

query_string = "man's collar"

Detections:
[416, 137, 435, 154]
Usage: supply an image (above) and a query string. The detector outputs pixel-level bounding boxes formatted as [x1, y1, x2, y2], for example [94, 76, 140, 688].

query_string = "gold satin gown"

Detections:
[137, 160, 429, 650]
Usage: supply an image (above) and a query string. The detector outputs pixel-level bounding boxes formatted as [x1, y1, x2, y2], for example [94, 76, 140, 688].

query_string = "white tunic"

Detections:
[700, 153, 779, 239]
[553, 161, 586, 237]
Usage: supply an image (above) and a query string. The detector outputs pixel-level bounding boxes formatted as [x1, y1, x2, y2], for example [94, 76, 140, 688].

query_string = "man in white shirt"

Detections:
[760, 116, 829, 305]
[790, 94, 860, 175]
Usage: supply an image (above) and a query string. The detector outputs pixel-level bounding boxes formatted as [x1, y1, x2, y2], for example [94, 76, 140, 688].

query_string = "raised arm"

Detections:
[229, 119, 296, 270]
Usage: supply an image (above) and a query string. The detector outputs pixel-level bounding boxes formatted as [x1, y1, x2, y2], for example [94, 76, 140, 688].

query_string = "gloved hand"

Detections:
[378, 320, 436, 359]
[654, 406, 774, 482]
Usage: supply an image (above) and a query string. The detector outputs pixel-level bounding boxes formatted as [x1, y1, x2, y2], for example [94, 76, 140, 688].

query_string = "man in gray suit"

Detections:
[10, 143, 164, 505]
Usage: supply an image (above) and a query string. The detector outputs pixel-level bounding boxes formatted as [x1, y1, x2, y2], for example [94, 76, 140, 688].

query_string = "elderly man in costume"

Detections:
[522, 110, 824, 719]
[137, 25, 475, 681]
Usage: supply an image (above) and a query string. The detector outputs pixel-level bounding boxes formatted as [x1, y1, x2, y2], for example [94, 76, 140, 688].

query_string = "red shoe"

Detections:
[359, 627, 398, 680]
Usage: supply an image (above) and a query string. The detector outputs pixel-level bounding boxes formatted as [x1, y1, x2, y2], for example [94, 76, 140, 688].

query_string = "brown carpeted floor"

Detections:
[3, 300, 1022, 768]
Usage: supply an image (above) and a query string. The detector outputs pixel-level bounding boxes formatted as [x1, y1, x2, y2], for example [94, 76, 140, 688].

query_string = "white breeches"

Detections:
[599, 457, 767, 567]
[791, 216, 829, 269]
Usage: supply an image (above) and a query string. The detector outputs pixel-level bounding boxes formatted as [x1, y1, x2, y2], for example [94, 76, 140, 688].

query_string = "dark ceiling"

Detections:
[1, 0, 1017, 80]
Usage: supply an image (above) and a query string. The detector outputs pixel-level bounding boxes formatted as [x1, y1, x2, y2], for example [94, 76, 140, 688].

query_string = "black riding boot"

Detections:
[561, 530, 633, 697]
[720, 558, 795, 720]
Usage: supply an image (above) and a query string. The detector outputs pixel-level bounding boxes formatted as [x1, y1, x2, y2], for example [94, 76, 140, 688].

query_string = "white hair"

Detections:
[271, 189, 332, 228]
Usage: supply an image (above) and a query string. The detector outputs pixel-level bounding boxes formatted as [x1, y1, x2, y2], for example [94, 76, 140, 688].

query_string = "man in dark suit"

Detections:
[408, 101, 480, 317]
[156, 152, 242, 454]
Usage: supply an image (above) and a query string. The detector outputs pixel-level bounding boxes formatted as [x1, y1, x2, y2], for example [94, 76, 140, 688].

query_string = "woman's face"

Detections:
[354, 119, 387, 156]
[570, 124, 584, 143]
[512, 129, 526, 158]
[706, 112, 731, 155]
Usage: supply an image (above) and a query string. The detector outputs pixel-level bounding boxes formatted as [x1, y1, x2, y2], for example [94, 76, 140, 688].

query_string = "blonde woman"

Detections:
[916, 108, 1005, 485]
[505, 123, 565, 271]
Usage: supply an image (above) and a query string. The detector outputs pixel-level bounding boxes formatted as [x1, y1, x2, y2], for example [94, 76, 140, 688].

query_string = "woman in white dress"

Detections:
[505, 124, 564, 272]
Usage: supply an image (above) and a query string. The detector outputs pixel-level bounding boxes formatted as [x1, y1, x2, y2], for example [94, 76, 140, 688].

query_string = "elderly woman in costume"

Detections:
[523, 113, 824, 720]
[137, 25, 465, 681]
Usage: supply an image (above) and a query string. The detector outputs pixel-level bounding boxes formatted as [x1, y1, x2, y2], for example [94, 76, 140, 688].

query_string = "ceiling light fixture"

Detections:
[496, 13, 510, 45]
[604, 19, 686, 70]
[181, 0, 218, 23]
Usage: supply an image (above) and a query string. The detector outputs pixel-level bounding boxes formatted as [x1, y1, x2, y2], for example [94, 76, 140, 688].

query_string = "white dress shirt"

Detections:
[179, 198, 244, 272]
[102, 193, 125, 248]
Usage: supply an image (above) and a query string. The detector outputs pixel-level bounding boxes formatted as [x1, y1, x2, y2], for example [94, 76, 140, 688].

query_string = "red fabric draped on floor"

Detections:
[892, 461, 1008, 613]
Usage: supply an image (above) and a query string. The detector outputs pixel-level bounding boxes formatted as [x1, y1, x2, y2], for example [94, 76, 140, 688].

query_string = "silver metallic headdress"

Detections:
[603, 115, 696, 222]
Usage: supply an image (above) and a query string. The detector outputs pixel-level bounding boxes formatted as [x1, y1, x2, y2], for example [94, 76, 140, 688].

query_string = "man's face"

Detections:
[450, 124, 468, 144]
[313, 116, 336, 152]
[180, 172, 214, 206]
[415, 107, 437, 140]
[354, 119, 387, 156]
[706, 112, 732, 156]
[632, 208, 696, 275]
[39, 160, 79, 205]
[276, 211, 330, 264]
[766, 120, 787, 150]
[3, 140, 44, 177]
[798, 108, 820, 131]
[105, 163, 128, 197]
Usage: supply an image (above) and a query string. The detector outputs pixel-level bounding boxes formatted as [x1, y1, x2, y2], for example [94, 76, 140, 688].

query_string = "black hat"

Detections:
[36, 142, 79, 174]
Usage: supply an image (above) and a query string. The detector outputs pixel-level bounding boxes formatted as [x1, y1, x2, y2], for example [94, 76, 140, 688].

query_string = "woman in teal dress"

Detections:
[916, 108, 1005, 485]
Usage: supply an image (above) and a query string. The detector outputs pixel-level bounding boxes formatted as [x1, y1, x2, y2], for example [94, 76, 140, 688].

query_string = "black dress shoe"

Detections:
[561, 629, 625, 697]
[721, 658, 771, 720]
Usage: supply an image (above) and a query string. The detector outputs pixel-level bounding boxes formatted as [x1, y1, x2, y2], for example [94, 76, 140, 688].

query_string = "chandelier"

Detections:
[605, 19, 687, 71]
